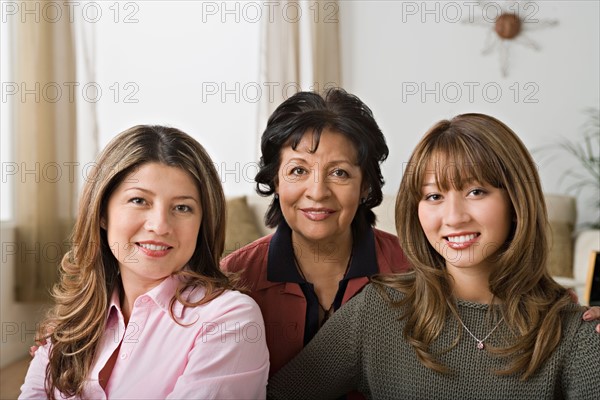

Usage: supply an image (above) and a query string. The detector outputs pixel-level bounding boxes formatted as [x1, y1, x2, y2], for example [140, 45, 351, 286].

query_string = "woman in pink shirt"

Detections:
[20, 126, 269, 399]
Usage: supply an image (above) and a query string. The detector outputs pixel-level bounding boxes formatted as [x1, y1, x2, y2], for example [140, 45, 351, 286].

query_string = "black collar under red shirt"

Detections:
[266, 221, 378, 344]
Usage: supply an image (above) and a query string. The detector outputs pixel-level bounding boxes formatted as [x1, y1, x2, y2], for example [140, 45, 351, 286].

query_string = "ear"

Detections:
[360, 186, 370, 203]
[100, 217, 107, 230]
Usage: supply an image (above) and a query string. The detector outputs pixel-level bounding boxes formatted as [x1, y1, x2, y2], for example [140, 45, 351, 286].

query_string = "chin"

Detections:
[298, 230, 337, 244]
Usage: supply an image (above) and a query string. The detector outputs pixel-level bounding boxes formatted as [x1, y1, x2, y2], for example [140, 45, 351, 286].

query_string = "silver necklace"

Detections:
[456, 315, 505, 350]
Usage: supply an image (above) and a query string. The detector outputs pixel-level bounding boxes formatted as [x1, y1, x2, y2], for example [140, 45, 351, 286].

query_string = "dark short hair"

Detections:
[255, 88, 389, 235]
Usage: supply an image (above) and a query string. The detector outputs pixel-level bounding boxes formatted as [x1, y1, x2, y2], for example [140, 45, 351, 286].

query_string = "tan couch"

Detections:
[225, 194, 597, 303]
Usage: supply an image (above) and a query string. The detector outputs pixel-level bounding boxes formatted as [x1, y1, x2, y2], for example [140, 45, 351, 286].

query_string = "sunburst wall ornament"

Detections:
[463, 1, 558, 77]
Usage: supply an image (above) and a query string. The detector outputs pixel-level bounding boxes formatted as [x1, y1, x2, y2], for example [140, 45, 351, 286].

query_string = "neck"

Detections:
[447, 266, 494, 304]
[291, 231, 353, 281]
[119, 273, 166, 323]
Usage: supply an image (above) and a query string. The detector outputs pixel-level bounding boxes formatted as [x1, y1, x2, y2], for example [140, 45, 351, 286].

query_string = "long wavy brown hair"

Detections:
[38, 125, 232, 398]
[373, 113, 574, 379]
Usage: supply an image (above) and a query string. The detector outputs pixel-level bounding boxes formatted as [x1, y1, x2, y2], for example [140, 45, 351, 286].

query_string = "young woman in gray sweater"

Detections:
[268, 113, 599, 400]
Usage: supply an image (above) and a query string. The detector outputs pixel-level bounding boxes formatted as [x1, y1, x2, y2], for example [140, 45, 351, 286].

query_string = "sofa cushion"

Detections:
[224, 196, 263, 256]
[544, 195, 577, 278]
[547, 220, 574, 278]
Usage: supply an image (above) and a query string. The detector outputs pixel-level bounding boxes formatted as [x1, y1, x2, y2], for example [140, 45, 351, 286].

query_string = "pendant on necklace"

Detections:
[456, 315, 505, 351]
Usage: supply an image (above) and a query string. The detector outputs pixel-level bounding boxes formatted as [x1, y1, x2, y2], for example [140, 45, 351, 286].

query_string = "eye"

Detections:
[468, 188, 487, 197]
[174, 204, 193, 213]
[290, 166, 307, 176]
[129, 197, 146, 205]
[331, 168, 349, 178]
[424, 193, 443, 201]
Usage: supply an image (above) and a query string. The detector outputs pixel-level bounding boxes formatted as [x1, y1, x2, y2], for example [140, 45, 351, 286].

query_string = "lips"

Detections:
[136, 241, 172, 257]
[300, 208, 335, 221]
[444, 233, 480, 249]
[139, 243, 169, 251]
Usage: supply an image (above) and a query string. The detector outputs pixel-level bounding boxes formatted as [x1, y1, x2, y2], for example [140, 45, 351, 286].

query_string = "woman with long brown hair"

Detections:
[20, 125, 269, 399]
[267, 114, 599, 399]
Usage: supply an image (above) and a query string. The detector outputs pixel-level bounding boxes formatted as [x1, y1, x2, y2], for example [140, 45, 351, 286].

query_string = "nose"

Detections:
[144, 207, 172, 235]
[443, 194, 470, 227]
[305, 169, 331, 201]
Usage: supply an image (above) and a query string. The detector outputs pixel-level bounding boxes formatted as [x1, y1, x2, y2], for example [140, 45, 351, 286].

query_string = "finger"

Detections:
[583, 306, 600, 321]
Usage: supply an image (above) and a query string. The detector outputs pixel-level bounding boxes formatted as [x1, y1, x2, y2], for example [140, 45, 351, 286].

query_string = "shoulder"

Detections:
[560, 306, 600, 391]
[372, 228, 401, 256]
[186, 288, 264, 322]
[372, 228, 411, 273]
[349, 283, 405, 312]
[191, 287, 259, 309]
[328, 283, 406, 340]
[561, 305, 599, 345]
[19, 340, 52, 398]
[220, 234, 272, 273]
[373, 228, 399, 244]
[365, 282, 406, 302]
[211, 289, 262, 313]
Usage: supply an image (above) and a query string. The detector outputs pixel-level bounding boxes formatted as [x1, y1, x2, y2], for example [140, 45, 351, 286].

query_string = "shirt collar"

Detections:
[346, 227, 378, 279]
[146, 274, 181, 314]
[266, 221, 378, 283]
[107, 284, 122, 318]
[267, 222, 304, 283]
[106, 274, 183, 319]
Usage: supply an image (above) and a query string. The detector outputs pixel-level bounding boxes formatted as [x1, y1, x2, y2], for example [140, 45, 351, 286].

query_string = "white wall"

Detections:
[339, 0, 599, 227]
[86, 0, 263, 196]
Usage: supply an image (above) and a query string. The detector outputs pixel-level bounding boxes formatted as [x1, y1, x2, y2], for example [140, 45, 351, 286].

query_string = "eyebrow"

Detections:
[421, 177, 481, 187]
[284, 157, 357, 166]
[124, 187, 200, 203]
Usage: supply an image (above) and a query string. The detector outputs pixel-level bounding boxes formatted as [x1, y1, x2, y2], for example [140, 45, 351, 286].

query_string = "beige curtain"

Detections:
[13, 8, 77, 301]
[257, 0, 341, 149]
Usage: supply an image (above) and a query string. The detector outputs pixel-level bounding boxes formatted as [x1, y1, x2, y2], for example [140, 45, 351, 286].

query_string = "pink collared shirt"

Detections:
[20, 275, 269, 399]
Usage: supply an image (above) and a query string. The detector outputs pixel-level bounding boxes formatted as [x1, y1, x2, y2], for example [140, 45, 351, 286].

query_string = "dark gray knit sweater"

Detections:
[268, 284, 599, 399]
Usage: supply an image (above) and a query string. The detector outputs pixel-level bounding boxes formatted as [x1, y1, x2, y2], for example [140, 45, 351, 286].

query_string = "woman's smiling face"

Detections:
[276, 128, 365, 246]
[417, 161, 512, 273]
[105, 162, 202, 288]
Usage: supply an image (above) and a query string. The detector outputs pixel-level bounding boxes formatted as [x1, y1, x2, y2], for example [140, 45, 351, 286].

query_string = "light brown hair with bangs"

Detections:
[374, 113, 574, 378]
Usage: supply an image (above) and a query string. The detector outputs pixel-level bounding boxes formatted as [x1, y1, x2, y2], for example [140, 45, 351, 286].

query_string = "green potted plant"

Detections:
[537, 107, 599, 230]
[536, 108, 599, 303]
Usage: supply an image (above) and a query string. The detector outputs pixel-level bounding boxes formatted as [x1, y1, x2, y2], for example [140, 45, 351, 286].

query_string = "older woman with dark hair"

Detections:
[221, 88, 411, 377]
